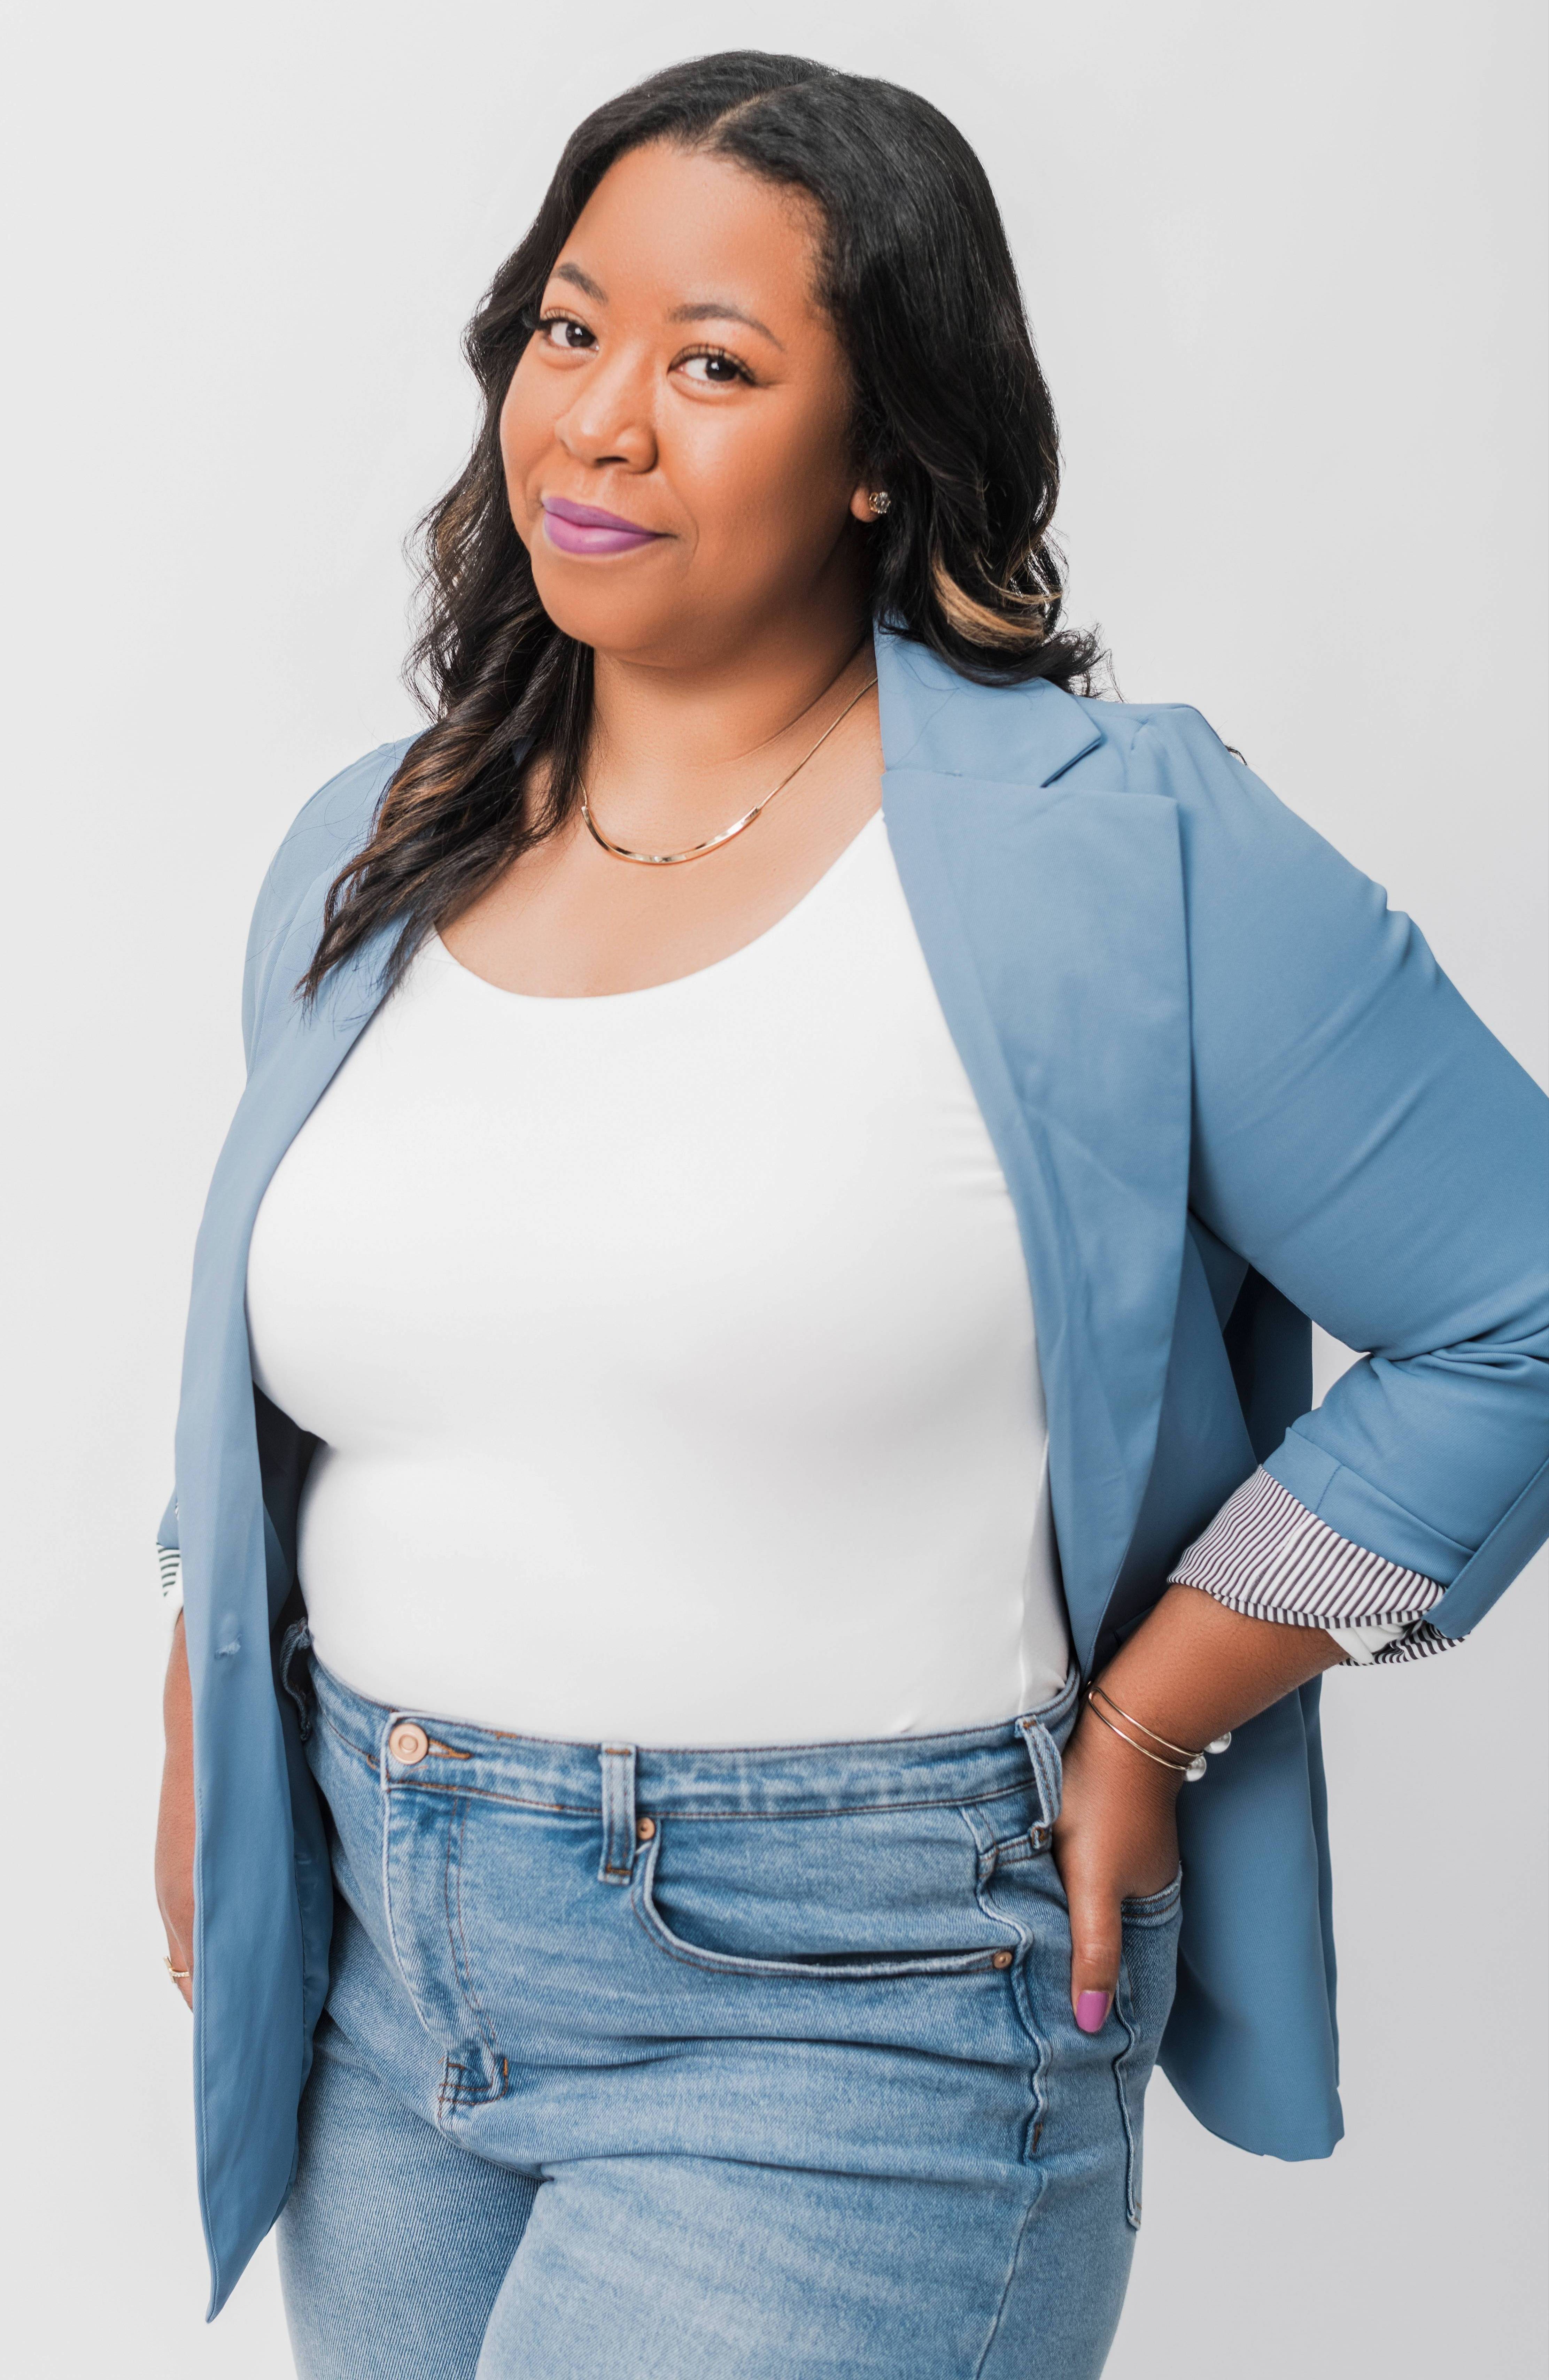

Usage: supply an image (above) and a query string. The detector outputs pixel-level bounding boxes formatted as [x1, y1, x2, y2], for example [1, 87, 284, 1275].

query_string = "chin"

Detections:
[529, 571, 680, 657]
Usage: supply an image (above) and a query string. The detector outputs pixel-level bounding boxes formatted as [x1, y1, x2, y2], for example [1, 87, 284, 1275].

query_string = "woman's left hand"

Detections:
[1051, 1701, 1181, 2034]
[1050, 1587, 1352, 2034]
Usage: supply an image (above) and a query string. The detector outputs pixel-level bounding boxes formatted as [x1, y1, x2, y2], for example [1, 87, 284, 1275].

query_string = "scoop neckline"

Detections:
[429, 807, 886, 1010]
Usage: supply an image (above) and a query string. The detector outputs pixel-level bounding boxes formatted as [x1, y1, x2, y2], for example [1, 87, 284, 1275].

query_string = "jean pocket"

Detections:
[1113, 1870, 1183, 2229]
[631, 1819, 1010, 1983]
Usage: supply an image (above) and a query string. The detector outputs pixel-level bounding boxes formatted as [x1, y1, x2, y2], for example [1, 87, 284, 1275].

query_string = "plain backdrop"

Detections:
[2, 2, 1544, 2374]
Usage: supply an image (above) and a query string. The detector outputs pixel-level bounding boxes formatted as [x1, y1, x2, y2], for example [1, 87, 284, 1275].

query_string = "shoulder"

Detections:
[919, 662, 1386, 940]
[240, 735, 416, 1059]
[249, 735, 417, 944]
[1060, 694, 1386, 925]
[1016, 683, 1261, 808]
[957, 672, 1320, 859]
[1069, 696, 1233, 771]
[1058, 696, 1305, 847]
[878, 632, 1252, 810]
[1065, 696, 1266, 802]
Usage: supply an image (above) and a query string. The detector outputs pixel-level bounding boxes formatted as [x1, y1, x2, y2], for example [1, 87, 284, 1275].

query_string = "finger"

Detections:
[1064, 1865, 1122, 2033]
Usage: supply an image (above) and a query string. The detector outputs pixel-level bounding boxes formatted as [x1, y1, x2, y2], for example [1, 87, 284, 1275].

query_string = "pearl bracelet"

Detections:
[1086, 1682, 1232, 1785]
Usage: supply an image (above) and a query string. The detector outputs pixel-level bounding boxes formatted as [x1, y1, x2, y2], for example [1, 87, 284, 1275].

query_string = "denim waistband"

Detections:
[287, 1629, 1081, 1821]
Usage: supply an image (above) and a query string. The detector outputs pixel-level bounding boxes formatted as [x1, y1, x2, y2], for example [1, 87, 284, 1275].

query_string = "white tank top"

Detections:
[246, 813, 1069, 1745]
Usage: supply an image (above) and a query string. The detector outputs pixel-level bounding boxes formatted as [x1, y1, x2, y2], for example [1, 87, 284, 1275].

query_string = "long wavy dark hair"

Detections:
[303, 50, 1102, 998]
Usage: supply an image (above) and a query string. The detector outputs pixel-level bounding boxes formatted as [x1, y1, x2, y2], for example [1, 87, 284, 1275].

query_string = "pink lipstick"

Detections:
[541, 495, 663, 556]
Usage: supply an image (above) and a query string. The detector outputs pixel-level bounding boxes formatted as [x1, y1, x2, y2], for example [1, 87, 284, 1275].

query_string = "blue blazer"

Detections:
[164, 627, 1549, 2311]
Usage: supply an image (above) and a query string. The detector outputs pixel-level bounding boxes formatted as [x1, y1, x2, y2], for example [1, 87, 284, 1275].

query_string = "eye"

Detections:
[536, 311, 595, 353]
[676, 348, 752, 386]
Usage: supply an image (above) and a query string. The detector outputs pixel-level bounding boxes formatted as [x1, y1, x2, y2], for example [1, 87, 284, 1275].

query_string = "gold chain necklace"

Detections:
[578, 671, 878, 867]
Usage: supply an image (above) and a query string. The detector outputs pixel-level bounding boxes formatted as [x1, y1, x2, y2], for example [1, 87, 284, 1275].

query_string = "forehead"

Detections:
[555, 143, 827, 332]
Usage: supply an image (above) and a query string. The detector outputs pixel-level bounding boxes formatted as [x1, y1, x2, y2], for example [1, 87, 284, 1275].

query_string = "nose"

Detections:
[554, 348, 658, 475]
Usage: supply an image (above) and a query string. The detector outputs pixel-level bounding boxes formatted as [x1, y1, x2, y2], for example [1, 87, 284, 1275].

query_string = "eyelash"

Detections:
[533, 311, 753, 385]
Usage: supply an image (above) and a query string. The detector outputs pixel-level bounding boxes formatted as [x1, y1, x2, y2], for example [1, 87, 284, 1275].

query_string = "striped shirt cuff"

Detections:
[1167, 1468, 1456, 1667]
[157, 1541, 183, 1616]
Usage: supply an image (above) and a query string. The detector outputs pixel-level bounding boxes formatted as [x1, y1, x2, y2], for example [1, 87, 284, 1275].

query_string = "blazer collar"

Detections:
[874, 623, 1104, 787]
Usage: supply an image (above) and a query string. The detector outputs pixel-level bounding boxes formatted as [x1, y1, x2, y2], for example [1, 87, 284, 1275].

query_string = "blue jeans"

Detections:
[276, 1645, 1179, 2378]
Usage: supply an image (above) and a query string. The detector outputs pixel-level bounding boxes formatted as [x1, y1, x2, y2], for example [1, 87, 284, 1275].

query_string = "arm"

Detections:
[1161, 709, 1549, 1629]
[1056, 710, 1549, 2027]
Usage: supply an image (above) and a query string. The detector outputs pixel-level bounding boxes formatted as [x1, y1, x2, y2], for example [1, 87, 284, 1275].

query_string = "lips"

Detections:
[541, 495, 663, 556]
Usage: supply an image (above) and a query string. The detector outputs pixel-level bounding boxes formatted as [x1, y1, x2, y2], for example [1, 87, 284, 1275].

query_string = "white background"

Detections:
[3, 1, 1544, 2373]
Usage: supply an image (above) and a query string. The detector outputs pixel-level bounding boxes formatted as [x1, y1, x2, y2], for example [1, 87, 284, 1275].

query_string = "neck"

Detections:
[586, 588, 873, 818]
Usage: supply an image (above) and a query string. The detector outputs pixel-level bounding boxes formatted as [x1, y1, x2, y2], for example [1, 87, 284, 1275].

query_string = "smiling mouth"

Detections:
[541, 495, 664, 556]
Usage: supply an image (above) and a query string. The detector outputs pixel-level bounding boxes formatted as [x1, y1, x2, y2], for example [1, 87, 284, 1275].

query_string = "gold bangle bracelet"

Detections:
[1084, 1697, 1199, 1777]
[1090, 1682, 1232, 1774]
[1089, 1682, 1200, 1764]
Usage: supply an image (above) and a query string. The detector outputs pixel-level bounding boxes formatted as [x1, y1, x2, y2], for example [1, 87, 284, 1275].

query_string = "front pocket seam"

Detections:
[630, 1832, 1004, 1983]
[1112, 1966, 1145, 2230]
[1112, 1892, 1183, 2229]
[958, 1803, 1049, 2161]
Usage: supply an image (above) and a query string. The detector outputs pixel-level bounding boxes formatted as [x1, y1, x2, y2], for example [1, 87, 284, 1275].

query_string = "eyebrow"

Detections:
[551, 263, 606, 303]
[548, 263, 781, 349]
[666, 299, 782, 348]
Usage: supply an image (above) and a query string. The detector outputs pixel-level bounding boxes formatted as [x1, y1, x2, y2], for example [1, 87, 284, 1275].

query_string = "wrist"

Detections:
[1069, 1701, 1185, 1805]
[1082, 1672, 1221, 1784]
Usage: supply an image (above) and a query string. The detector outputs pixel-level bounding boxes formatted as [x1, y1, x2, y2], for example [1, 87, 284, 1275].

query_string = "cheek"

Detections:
[677, 398, 853, 577]
[498, 365, 550, 530]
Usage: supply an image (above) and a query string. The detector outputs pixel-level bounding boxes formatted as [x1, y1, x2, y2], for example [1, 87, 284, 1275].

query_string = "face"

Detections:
[499, 142, 875, 668]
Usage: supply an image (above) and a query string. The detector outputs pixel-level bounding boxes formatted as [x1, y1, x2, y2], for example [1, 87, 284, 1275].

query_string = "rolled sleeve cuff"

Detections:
[1168, 1467, 1458, 1666]
[157, 1540, 183, 1617]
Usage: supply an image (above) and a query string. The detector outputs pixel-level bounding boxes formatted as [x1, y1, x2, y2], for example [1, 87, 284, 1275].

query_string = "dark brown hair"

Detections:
[303, 51, 1101, 999]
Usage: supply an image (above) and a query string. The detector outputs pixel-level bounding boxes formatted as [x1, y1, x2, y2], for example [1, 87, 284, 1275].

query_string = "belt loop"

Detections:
[1016, 1711, 1064, 1844]
[599, 1743, 638, 1885]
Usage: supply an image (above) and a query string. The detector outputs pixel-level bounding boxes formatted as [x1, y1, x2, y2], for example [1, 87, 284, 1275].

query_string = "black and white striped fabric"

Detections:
[1168, 1466, 1453, 1665]
[157, 1541, 182, 1606]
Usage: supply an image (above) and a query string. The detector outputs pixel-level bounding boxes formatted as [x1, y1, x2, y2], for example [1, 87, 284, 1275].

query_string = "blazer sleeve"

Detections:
[1139, 706, 1549, 1649]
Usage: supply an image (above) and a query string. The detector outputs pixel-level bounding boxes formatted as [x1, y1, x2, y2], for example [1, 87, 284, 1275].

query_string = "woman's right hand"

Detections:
[156, 1612, 196, 2010]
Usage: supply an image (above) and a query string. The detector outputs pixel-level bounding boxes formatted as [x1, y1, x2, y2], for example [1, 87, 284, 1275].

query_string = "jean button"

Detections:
[992, 1949, 1014, 1971]
[389, 1722, 429, 1766]
[636, 1816, 656, 1841]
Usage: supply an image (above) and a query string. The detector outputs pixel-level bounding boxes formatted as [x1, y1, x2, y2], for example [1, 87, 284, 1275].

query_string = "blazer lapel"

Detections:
[876, 631, 1193, 1669]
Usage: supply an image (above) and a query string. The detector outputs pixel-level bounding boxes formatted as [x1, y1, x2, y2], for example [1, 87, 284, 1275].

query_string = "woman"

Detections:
[154, 51, 1548, 2380]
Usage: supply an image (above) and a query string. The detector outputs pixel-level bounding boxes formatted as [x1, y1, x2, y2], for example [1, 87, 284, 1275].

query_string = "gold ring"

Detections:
[164, 1955, 192, 1983]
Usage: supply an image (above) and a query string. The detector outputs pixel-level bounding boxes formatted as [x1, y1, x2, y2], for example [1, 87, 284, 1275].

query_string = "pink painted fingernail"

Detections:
[1075, 1990, 1112, 2034]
